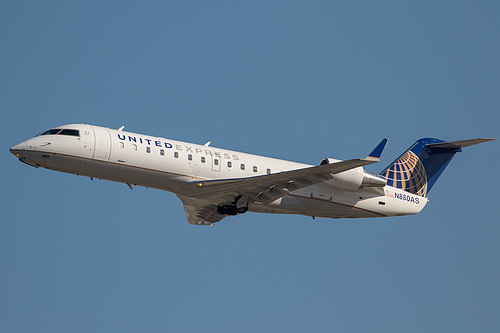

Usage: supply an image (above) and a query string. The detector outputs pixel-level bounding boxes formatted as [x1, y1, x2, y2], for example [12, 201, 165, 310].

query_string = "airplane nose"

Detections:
[10, 141, 27, 157]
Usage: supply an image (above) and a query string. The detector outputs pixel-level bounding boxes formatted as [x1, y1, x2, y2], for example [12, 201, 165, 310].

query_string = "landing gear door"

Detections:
[91, 126, 111, 161]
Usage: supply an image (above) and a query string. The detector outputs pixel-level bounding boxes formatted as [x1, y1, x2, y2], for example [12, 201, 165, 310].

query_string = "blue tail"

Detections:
[379, 138, 494, 197]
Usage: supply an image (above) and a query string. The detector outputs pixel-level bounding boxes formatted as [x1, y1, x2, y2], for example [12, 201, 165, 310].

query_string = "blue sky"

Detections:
[1, 1, 499, 332]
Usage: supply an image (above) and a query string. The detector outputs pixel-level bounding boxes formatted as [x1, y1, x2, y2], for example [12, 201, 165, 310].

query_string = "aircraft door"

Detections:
[75, 125, 94, 159]
[211, 156, 221, 172]
[91, 126, 111, 161]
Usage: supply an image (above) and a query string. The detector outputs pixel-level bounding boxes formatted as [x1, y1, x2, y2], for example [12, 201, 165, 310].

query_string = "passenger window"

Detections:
[227, 161, 232, 168]
[253, 166, 258, 172]
[241, 164, 245, 170]
[214, 159, 219, 165]
[188, 154, 192, 161]
[132, 144, 137, 151]
[119, 142, 124, 149]
[146, 147, 151, 153]
[267, 168, 271, 175]
[174, 152, 179, 158]
[201, 157, 206, 163]
[160, 149, 165, 156]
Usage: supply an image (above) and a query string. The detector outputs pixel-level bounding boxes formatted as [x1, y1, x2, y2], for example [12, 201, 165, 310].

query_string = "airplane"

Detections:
[10, 124, 494, 225]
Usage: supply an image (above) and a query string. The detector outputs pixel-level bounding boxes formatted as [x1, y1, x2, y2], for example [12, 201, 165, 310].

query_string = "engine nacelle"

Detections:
[319, 158, 386, 190]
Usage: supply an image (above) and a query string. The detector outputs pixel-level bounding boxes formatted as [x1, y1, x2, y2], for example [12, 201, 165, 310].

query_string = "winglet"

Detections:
[366, 138, 388, 161]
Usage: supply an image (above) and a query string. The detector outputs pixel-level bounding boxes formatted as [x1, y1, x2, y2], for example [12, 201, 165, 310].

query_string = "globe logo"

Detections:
[382, 151, 427, 197]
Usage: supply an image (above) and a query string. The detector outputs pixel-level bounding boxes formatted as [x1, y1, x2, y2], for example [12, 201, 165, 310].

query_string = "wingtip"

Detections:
[366, 138, 388, 161]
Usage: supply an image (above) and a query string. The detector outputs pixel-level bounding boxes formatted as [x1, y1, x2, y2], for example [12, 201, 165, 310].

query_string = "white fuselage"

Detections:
[10, 124, 428, 221]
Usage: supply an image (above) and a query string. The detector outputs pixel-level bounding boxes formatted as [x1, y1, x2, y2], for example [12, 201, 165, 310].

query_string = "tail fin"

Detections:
[379, 138, 494, 197]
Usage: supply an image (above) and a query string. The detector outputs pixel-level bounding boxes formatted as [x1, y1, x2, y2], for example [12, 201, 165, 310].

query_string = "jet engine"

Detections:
[319, 158, 386, 190]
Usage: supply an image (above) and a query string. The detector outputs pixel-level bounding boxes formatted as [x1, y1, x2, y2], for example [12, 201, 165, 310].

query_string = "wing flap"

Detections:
[177, 195, 226, 226]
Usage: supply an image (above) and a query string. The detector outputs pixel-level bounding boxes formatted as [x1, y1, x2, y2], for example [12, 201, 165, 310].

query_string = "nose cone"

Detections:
[10, 141, 27, 157]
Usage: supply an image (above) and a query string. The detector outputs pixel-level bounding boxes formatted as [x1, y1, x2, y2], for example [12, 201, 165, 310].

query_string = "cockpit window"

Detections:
[40, 128, 80, 137]
[59, 129, 80, 137]
[41, 129, 62, 135]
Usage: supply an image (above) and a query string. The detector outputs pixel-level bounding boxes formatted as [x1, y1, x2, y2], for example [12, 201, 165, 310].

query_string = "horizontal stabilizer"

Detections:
[426, 138, 495, 149]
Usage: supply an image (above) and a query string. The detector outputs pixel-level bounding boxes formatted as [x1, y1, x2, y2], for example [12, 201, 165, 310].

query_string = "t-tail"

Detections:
[379, 138, 494, 197]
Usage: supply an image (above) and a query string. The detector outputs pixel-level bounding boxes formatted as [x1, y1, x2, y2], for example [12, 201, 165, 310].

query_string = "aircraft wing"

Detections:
[190, 139, 388, 205]
[178, 139, 387, 225]
[190, 157, 379, 205]
[178, 158, 378, 225]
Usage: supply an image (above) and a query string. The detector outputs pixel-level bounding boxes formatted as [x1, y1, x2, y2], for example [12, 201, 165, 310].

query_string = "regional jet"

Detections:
[10, 124, 494, 225]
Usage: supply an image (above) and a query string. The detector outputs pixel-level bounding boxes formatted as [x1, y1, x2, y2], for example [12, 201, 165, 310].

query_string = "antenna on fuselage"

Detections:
[118, 126, 125, 131]
[204, 141, 211, 146]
